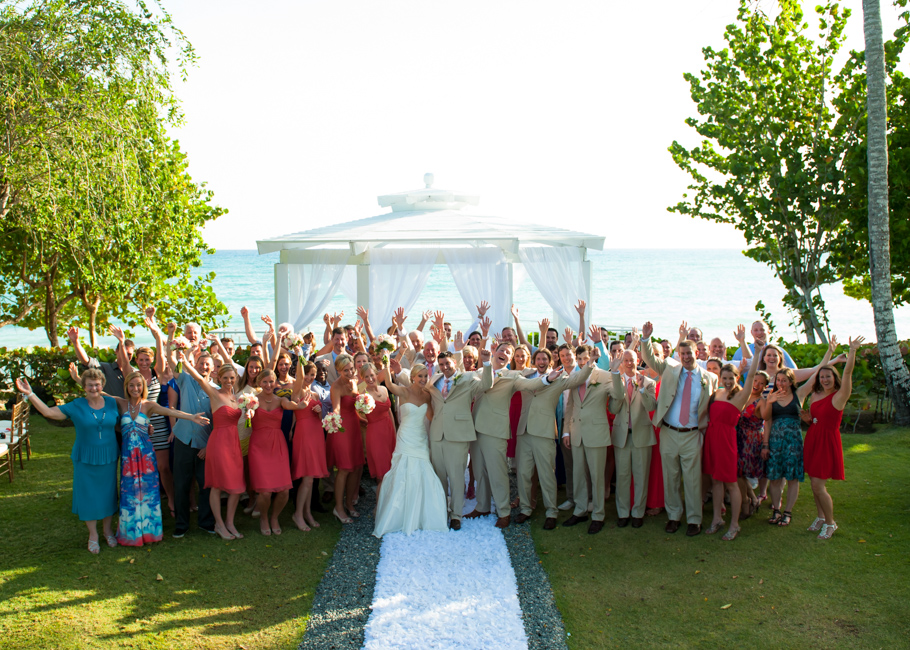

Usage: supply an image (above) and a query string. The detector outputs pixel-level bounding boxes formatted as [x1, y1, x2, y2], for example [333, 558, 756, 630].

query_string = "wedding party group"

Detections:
[14, 300, 862, 553]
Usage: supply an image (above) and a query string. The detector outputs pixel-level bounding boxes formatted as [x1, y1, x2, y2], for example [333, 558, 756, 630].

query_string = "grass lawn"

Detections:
[532, 426, 910, 648]
[0, 415, 340, 649]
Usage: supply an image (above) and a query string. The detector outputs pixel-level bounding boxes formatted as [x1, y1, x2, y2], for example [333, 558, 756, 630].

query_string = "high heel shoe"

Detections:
[333, 508, 353, 524]
[214, 524, 235, 541]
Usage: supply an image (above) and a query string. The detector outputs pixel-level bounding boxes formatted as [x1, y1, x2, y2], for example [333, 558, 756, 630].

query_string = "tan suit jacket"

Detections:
[521, 365, 593, 439]
[511, 367, 543, 436]
[641, 339, 717, 431]
[315, 350, 343, 383]
[426, 365, 492, 442]
[568, 367, 614, 448]
[472, 367, 522, 439]
[608, 373, 658, 448]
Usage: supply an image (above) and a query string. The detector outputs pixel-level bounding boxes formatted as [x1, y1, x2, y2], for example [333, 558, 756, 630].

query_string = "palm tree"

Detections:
[863, 0, 910, 425]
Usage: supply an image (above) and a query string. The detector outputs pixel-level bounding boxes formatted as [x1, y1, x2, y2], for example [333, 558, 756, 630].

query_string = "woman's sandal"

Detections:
[333, 508, 353, 524]
[807, 517, 825, 532]
[818, 522, 837, 539]
[88, 539, 101, 554]
[778, 511, 792, 527]
[768, 508, 782, 525]
[705, 522, 724, 535]
[105, 534, 118, 548]
[214, 524, 235, 541]
[721, 527, 740, 541]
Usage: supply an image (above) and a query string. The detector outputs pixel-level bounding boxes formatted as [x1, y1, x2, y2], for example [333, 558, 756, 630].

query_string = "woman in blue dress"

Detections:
[17, 370, 120, 554]
[108, 372, 211, 546]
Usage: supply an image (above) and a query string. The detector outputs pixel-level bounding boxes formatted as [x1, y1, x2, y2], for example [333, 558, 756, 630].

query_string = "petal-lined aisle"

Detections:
[363, 516, 528, 650]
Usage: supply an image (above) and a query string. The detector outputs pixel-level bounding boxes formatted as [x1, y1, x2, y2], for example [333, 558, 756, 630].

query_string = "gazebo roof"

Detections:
[257, 174, 605, 256]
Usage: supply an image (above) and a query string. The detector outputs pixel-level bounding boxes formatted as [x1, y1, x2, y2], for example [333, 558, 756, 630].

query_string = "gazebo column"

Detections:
[506, 261, 514, 335]
[274, 262, 290, 324]
[582, 257, 592, 329]
[356, 263, 370, 316]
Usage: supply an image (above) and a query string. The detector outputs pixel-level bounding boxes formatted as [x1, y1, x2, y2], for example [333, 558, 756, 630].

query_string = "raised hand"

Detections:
[430, 325, 444, 344]
[68, 362, 80, 382]
[547, 369, 562, 382]
[353, 320, 364, 337]
[240, 305, 249, 318]
[144, 316, 160, 334]
[422, 310, 433, 323]
[480, 316, 492, 338]
[67, 326, 79, 344]
[476, 301, 490, 317]
[262, 314, 274, 328]
[734, 323, 747, 344]
[642, 321, 654, 339]
[356, 306, 369, 321]
[538, 317, 550, 334]
[433, 310, 445, 327]
[167, 321, 177, 335]
[563, 327, 574, 345]
[393, 307, 406, 329]
[323, 313, 331, 326]
[575, 299, 586, 315]
[454, 331, 465, 351]
[588, 324, 602, 343]
[333, 312, 344, 326]
[849, 335, 865, 351]
[479, 347, 492, 364]
[609, 354, 622, 373]
[629, 326, 641, 349]
[678, 320, 688, 340]
[389, 356, 402, 375]
[827, 334, 839, 355]
[15, 377, 31, 394]
[511, 304, 519, 320]
[145, 305, 156, 320]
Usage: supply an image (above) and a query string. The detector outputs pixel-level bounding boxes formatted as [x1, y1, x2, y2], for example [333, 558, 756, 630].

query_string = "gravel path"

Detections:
[297, 474, 569, 649]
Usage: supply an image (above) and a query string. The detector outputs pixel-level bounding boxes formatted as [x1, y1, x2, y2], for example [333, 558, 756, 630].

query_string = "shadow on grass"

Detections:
[0, 416, 342, 650]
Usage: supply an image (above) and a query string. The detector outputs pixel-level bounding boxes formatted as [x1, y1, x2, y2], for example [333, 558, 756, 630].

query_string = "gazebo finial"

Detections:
[424, 172, 434, 188]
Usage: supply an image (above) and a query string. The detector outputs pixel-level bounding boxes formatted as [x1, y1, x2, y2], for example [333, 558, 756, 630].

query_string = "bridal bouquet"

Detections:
[237, 393, 259, 426]
[169, 336, 191, 351]
[355, 393, 376, 415]
[322, 412, 345, 433]
[375, 334, 396, 364]
[285, 332, 306, 348]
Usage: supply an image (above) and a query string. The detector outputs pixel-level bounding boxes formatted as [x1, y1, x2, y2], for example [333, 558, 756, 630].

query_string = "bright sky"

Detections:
[163, 0, 902, 251]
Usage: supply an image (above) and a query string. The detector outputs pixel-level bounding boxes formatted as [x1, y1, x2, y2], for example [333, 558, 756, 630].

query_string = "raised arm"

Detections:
[356, 306, 375, 344]
[796, 336, 837, 396]
[416, 310, 432, 332]
[640, 321, 669, 376]
[734, 324, 752, 361]
[165, 321, 179, 373]
[206, 333, 233, 368]
[511, 305, 527, 347]
[15, 378, 66, 420]
[145, 308, 167, 376]
[67, 326, 91, 366]
[147, 402, 210, 427]
[109, 325, 132, 376]
[270, 332, 287, 372]
[575, 300, 586, 342]
[731, 341, 763, 411]
[177, 351, 221, 402]
[240, 306, 258, 344]
[380, 366, 410, 398]
[832, 336, 864, 411]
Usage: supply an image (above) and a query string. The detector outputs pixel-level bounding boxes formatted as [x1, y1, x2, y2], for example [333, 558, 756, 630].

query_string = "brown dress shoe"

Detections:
[543, 518, 557, 530]
[514, 513, 531, 524]
[630, 517, 644, 528]
[464, 510, 490, 519]
[587, 520, 605, 534]
[665, 520, 681, 534]
[495, 516, 510, 529]
[616, 517, 630, 528]
[562, 514, 589, 527]
[686, 523, 702, 537]
[449, 519, 461, 531]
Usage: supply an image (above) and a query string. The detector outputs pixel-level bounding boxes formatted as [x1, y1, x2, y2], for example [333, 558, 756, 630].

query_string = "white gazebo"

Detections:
[256, 174, 605, 334]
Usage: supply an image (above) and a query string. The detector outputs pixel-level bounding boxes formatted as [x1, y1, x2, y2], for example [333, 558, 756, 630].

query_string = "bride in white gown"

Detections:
[373, 363, 448, 537]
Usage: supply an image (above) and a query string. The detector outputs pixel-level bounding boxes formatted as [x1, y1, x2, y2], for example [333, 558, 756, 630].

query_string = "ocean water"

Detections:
[1, 249, 907, 348]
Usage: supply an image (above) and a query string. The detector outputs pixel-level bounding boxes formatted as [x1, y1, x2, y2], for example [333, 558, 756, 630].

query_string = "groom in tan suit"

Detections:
[609, 349, 658, 528]
[641, 321, 718, 536]
[426, 352, 492, 530]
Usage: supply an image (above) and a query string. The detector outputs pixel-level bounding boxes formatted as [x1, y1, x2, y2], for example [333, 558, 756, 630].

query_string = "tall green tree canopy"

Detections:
[0, 0, 227, 346]
[669, 0, 909, 343]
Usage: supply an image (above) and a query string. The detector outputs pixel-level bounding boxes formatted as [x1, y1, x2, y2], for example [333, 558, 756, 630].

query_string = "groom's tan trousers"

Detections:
[430, 438, 470, 522]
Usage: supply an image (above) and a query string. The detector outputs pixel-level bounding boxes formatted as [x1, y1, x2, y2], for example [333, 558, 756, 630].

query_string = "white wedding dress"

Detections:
[372, 402, 448, 537]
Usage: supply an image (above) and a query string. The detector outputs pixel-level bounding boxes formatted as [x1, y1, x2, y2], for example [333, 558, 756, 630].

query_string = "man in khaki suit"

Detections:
[641, 321, 718, 536]
[466, 343, 521, 528]
[609, 349, 658, 528]
[426, 352, 492, 530]
[562, 348, 613, 534]
[514, 348, 593, 529]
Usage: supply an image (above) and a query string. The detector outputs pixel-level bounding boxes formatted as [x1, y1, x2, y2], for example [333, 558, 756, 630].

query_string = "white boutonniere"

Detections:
[700, 376, 707, 388]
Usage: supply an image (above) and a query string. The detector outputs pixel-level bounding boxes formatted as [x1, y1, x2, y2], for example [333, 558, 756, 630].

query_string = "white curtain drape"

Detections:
[369, 247, 439, 333]
[519, 246, 588, 327]
[338, 266, 358, 303]
[287, 250, 349, 332]
[444, 247, 511, 336]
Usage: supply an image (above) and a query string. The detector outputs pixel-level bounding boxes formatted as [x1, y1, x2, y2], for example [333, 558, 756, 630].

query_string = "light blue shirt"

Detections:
[665, 368, 703, 429]
[312, 381, 332, 415]
[173, 372, 213, 448]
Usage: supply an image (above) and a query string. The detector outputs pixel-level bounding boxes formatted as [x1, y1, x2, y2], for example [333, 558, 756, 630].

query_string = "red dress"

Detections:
[291, 398, 329, 480]
[249, 407, 293, 492]
[507, 393, 521, 458]
[365, 397, 396, 480]
[330, 394, 365, 471]
[804, 393, 845, 480]
[205, 405, 245, 493]
[647, 382, 664, 509]
[702, 399, 741, 483]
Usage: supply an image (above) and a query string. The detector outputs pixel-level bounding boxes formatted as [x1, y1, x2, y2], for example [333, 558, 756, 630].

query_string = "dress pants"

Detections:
[614, 442, 653, 519]
[517, 434, 559, 519]
[659, 426, 703, 524]
[430, 438, 470, 521]
[173, 438, 215, 532]
[561, 437, 575, 504]
[470, 432, 511, 517]
[572, 444, 607, 521]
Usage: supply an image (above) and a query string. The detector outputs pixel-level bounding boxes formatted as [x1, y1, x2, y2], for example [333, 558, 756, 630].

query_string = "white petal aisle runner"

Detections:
[363, 471, 527, 650]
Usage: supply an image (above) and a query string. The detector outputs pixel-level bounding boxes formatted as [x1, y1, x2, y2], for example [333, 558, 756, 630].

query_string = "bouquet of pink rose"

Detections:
[237, 393, 259, 427]
[169, 336, 192, 351]
[285, 332, 306, 348]
[375, 334, 396, 364]
[354, 392, 375, 415]
[322, 412, 345, 433]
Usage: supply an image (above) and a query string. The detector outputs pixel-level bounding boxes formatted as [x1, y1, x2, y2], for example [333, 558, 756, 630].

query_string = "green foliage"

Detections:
[669, 1, 910, 341]
[0, 0, 227, 346]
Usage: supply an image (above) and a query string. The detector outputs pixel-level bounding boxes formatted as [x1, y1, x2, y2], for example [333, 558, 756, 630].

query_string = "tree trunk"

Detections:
[864, 0, 910, 425]
[84, 292, 101, 348]
[43, 270, 59, 347]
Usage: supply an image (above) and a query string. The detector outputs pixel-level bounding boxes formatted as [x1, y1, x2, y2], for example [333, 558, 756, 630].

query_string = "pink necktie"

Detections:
[627, 377, 634, 428]
[442, 378, 450, 398]
[678, 371, 693, 427]
[578, 384, 586, 402]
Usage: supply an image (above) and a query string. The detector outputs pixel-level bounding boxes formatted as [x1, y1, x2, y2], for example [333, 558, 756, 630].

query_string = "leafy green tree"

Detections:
[670, 1, 852, 343]
[0, 0, 226, 346]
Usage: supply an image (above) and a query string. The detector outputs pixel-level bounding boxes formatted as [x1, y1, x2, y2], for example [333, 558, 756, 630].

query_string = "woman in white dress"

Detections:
[373, 363, 448, 537]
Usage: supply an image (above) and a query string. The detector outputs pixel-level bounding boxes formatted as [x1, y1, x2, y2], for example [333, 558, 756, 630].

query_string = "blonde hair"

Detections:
[217, 364, 237, 382]
[410, 363, 428, 380]
[334, 353, 354, 372]
[135, 346, 155, 360]
[123, 371, 149, 400]
[358, 362, 378, 380]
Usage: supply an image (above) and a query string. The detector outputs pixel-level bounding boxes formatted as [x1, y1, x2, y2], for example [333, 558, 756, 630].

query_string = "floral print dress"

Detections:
[116, 410, 163, 546]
